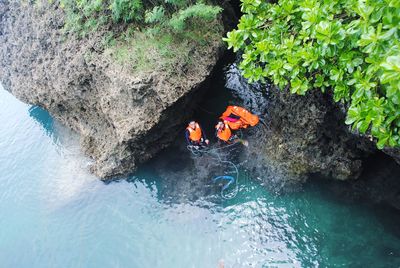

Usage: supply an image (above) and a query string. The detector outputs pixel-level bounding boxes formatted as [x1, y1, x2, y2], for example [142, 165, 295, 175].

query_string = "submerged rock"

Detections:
[0, 1, 226, 178]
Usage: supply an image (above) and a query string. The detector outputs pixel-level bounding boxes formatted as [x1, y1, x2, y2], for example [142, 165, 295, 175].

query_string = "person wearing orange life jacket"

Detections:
[185, 121, 209, 146]
[215, 120, 236, 144]
[220, 105, 259, 130]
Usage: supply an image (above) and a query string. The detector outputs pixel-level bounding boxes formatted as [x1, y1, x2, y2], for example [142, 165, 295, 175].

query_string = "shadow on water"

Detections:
[307, 152, 400, 242]
[81, 51, 276, 205]
[127, 52, 271, 204]
[28, 106, 54, 134]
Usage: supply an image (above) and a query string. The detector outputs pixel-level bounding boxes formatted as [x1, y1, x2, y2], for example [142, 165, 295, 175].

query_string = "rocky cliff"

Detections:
[1, 1, 397, 182]
[0, 1, 225, 178]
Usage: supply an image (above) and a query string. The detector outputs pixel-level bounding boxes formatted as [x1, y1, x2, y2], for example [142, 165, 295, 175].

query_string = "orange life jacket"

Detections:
[186, 123, 202, 142]
[215, 122, 232, 142]
[220, 106, 259, 129]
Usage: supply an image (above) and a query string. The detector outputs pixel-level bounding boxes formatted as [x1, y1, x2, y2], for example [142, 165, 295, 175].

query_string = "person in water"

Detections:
[185, 121, 209, 147]
[215, 120, 237, 144]
[215, 105, 258, 144]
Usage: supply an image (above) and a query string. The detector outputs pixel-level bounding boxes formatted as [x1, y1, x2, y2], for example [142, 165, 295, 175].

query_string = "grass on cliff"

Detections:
[108, 20, 222, 73]
[59, 0, 223, 73]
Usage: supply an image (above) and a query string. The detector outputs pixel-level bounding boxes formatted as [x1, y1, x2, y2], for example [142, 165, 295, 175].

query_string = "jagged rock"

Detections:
[0, 1, 225, 178]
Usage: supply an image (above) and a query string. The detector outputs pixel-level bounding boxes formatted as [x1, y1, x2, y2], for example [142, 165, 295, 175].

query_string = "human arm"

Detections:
[185, 129, 191, 145]
[198, 124, 209, 144]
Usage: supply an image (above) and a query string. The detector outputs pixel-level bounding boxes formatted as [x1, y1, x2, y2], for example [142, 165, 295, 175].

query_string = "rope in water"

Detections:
[186, 116, 269, 199]
[187, 142, 240, 199]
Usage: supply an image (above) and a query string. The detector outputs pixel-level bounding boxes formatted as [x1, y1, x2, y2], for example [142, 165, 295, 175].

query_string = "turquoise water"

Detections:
[1, 86, 400, 268]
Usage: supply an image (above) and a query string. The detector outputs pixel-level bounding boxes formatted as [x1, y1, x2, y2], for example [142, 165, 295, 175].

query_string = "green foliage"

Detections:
[60, 0, 222, 73]
[145, 6, 165, 24]
[60, 0, 222, 35]
[60, 0, 108, 34]
[59, 0, 222, 75]
[111, 0, 143, 22]
[168, 3, 223, 31]
[109, 19, 222, 73]
[224, 0, 400, 149]
[164, 0, 187, 9]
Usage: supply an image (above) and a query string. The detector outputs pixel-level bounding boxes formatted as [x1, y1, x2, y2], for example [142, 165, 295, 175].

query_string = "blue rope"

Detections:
[213, 175, 235, 192]
[187, 142, 240, 200]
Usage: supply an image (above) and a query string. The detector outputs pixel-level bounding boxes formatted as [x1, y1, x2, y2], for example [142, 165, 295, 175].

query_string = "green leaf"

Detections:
[381, 56, 400, 72]
[359, 120, 370, 133]
[345, 106, 361, 125]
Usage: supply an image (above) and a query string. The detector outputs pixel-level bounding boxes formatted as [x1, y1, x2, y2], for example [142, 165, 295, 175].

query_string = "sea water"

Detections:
[1, 85, 400, 267]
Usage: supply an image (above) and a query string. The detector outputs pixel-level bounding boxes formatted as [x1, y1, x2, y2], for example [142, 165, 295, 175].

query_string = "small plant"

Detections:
[60, 0, 222, 35]
[109, 15, 222, 74]
[58, 0, 223, 88]
[168, 3, 222, 31]
[111, 0, 143, 22]
[145, 6, 165, 24]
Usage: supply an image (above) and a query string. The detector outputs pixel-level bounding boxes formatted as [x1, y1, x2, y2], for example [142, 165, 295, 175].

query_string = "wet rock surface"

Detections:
[140, 142, 243, 203]
[0, 1, 224, 178]
[318, 153, 400, 210]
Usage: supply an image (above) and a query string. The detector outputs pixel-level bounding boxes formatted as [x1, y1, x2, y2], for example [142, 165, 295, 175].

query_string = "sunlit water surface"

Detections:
[1, 86, 400, 268]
